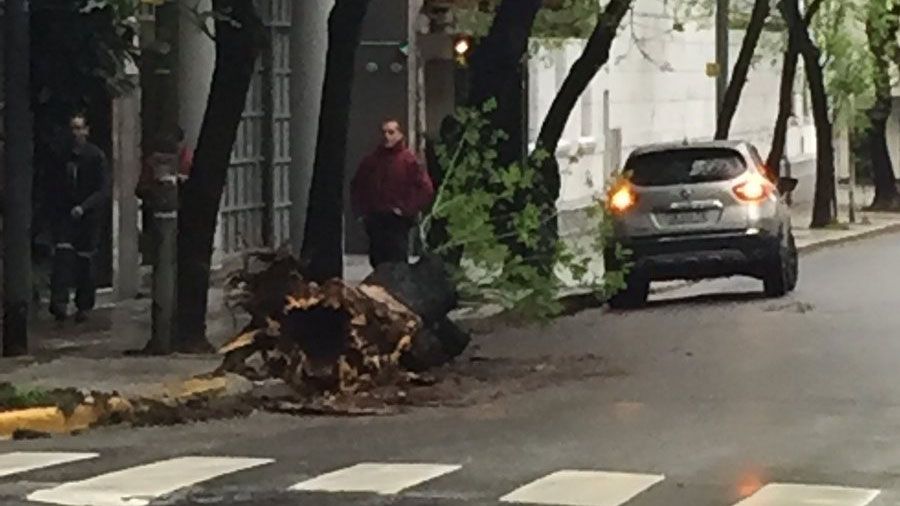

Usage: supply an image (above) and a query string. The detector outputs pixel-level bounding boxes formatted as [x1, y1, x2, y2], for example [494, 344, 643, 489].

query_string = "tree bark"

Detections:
[535, 0, 633, 158]
[714, 0, 770, 140]
[175, 0, 263, 347]
[780, 0, 835, 228]
[467, 0, 542, 168]
[766, 0, 823, 174]
[300, 0, 372, 283]
[864, 5, 900, 210]
[426, 0, 542, 266]
[527, 0, 633, 273]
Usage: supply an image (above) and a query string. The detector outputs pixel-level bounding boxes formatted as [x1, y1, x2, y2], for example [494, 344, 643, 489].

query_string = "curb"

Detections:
[0, 398, 132, 440]
[795, 221, 900, 255]
[0, 375, 251, 439]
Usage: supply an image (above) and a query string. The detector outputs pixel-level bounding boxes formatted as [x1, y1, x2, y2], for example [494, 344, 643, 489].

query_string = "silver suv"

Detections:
[604, 140, 799, 308]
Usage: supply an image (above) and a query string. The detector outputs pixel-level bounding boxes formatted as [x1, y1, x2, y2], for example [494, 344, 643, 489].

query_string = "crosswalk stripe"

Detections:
[26, 456, 273, 506]
[289, 462, 462, 495]
[733, 483, 881, 506]
[0, 452, 98, 478]
[500, 470, 665, 506]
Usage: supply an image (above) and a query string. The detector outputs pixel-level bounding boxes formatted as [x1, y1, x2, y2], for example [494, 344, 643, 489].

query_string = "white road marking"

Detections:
[500, 470, 665, 506]
[290, 462, 462, 495]
[27, 456, 273, 506]
[0, 452, 98, 478]
[734, 483, 881, 506]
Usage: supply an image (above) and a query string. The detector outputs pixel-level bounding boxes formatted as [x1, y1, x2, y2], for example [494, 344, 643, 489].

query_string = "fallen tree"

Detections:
[219, 251, 470, 395]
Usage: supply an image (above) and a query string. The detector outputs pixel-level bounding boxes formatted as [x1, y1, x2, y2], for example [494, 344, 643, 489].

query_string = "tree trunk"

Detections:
[300, 0, 372, 282]
[529, 0, 633, 273]
[175, 0, 263, 347]
[466, 0, 542, 181]
[864, 7, 900, 210]
[714, 0, 770, 140]
[428, 0, 542, 266]
[536, 0, 633, 160]
[766, 0, 823, 174]
[781, 0, 835, 228]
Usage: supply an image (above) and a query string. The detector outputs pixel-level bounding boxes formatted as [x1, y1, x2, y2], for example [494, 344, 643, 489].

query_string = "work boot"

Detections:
[74, 311, 88, 324]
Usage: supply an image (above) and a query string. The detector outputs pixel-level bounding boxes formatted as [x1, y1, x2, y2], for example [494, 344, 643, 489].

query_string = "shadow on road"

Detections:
[641, 290, 767, 310]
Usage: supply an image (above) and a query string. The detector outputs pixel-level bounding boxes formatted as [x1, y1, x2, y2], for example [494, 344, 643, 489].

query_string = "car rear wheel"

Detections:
[763, 232, 798, 297]
[608, 270, 650, 309]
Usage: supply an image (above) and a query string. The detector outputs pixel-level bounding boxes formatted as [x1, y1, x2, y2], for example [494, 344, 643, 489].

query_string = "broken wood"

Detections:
[219, 251, 470, 394]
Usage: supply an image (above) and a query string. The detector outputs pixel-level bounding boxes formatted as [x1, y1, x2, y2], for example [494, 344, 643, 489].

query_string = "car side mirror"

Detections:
[777, 177, 798, 194]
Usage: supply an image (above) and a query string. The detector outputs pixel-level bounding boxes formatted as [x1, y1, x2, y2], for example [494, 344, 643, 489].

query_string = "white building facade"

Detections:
[527, 0, 817, 215]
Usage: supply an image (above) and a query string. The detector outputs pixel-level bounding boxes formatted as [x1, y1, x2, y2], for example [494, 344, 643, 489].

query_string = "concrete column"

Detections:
[178, 1, 215, 147]
[112, 86, 142, 300]
[408, 0, 424, 153]
[289, 0, 333, 254]
[178, 1, 223, 266]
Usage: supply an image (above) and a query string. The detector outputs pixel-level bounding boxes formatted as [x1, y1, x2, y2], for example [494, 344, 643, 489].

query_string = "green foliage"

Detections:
[421, 101, 629, 320]
[33, 0, 139, 99]
[0, 383, 54, 410]
[453, 0, 603, 40]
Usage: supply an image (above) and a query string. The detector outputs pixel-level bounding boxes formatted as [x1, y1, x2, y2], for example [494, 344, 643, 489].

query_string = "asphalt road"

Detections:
[4, 231, 900, 506]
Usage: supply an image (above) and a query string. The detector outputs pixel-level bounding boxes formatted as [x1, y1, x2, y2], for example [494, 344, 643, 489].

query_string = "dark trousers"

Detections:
[365, 213, 413, 268]
[50, 217, 99, 315]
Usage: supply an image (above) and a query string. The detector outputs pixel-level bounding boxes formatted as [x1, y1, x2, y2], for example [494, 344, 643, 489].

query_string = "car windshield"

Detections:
[626, 148, 747, 186]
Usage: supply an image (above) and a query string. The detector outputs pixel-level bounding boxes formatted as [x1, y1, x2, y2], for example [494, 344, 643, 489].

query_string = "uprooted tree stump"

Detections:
[219, 250, 471, 395]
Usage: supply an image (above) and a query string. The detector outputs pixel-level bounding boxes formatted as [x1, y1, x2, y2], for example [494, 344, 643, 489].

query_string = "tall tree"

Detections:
[535, 0, 633, 163]
[175, 0, 264, 350]
[529, 0, 633, 270]
[780, 0, 836, 227]
[714, 0, 770, 140]
[766, 0, 824, 173]
[300, 0, 372, 282]
[863, 0, 900, 210]
[427, 0, 542, 263]
[466, 0, 543, 166]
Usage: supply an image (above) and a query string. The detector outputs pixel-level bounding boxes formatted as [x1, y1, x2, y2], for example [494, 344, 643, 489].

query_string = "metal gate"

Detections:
[220, 0, 292, 255]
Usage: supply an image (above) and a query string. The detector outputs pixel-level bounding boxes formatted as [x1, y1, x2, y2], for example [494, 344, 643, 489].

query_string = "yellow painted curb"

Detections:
[0, 404, 101, 438]
[0, 376, 241, 439]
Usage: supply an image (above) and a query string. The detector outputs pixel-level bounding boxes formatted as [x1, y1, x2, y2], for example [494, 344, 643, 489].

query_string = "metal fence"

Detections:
[220, 0, 292, 255]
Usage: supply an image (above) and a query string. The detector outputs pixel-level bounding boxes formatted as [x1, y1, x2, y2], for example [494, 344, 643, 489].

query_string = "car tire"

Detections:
[763, 232, 798, 297]
[608, 269, 650, 309]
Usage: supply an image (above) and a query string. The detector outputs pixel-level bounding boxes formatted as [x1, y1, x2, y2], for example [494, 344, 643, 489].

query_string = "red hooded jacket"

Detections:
[351, 144, 435, 218]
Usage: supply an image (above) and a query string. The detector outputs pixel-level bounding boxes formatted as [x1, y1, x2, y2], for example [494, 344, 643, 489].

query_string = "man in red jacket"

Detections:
[351, 119, 434, 268]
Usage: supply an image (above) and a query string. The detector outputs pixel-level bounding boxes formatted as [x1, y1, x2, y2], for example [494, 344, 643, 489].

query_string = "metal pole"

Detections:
[845, 123, 856, 224]
[3, 0, 34, 357]
[148, 153, 179, 354]
[715, 0, 729, 120]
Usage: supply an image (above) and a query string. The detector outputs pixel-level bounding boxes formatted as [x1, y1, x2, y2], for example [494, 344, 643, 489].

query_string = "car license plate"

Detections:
[664, 211, 708, 225]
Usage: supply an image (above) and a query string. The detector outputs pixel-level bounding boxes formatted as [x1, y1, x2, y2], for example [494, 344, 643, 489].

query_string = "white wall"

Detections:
[529, 0, 816, 210]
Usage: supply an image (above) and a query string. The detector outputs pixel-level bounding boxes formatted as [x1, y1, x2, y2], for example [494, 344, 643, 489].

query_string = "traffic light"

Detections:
[453, 34, 473, 66]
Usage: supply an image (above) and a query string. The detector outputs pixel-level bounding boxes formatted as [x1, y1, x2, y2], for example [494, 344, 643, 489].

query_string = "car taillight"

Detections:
[733, 174, 773, 202]
[609, 185, 637, 213]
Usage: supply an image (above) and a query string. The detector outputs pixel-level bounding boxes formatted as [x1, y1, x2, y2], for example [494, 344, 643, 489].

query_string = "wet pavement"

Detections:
[2, 231, 900, 505]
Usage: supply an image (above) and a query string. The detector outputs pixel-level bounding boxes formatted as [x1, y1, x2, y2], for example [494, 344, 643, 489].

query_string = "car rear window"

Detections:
[625, 148, 747, 186]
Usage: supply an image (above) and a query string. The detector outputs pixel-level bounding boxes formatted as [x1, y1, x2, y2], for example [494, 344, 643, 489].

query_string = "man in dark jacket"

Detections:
[48, 114, 111, 322]
[351, 119, 434, 268]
